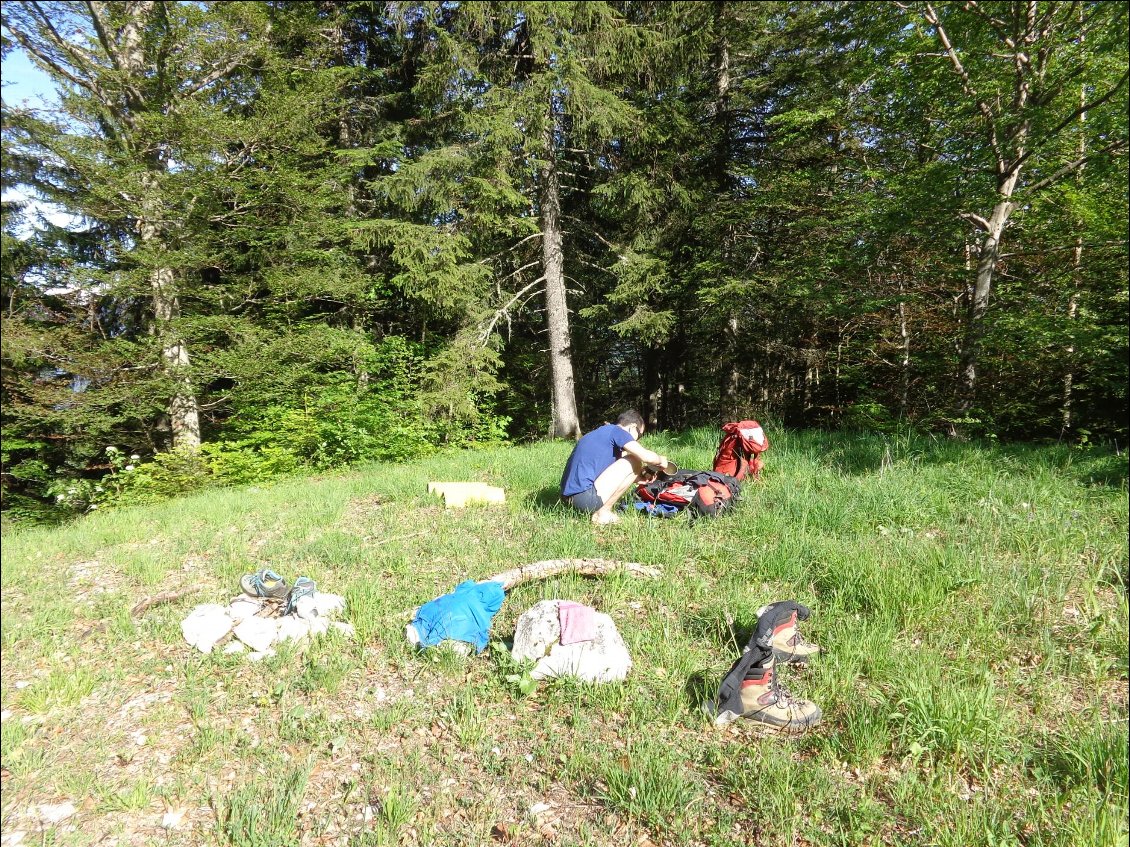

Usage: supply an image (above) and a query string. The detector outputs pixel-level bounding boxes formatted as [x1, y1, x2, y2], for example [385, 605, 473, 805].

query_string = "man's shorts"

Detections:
[562, 486, 604, 514]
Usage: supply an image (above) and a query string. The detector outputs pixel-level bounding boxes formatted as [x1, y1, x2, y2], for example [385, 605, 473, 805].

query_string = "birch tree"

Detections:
[908, 0, 1128, 415]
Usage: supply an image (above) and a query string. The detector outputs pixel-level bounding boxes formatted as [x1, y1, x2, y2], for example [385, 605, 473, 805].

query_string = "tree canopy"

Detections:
[2, 0, 1127, 520]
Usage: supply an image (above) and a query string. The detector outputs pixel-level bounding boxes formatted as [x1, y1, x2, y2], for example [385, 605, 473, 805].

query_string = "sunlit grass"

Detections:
[0, 428, 1126, 845]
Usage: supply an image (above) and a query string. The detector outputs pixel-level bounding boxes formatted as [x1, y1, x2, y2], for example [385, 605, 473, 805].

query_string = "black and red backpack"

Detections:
[713, 420, 769, 481]
[636, 470, 742, 517]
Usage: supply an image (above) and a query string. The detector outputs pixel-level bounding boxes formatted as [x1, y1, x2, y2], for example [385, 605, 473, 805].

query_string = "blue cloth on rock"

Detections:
[411, 580, 505, 653]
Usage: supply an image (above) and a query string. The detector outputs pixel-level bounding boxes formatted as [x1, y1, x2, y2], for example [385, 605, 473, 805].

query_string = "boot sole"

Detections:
[772, 648, 820, 665]
[709, 707, 822, 732]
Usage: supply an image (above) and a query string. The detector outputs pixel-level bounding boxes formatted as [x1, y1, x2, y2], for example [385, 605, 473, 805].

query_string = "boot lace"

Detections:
[770, 671, 804, 707]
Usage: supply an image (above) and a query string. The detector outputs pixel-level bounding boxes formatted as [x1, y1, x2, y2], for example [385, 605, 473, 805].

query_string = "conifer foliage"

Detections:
[2, 1, 1127, 519]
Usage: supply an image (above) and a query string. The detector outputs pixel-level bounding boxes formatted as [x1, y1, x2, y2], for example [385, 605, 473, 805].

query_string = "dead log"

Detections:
[129, 588, 192, 617]
[483, 558, 661, 591]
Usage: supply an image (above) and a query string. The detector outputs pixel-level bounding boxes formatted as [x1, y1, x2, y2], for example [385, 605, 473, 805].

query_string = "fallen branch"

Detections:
[130, 588, 193, 618]
[484, 558, 661, 590]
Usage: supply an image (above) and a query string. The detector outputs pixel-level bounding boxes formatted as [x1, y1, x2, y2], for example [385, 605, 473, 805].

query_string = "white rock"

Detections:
[294, 595, 319, 620]
[405, 623, 421, 647]
[222, 641, 246, 655]
[228, 597, 262, 623]
[38, 802, 76, 825]
[1, 830, 27, 845]
[307, 616, 331, 637]
[161, 809, 186, 830]
[234, 616, 279, 653]
[512, 600, 632, 684]
[312, 592, 346, 617]
[330, 621, 356, 639]
[511, 600, 563, 661]
[181, 605, 234, 654]
[277, 616, 311, 643]
[439, 639, 472, 655]
[247, 648, 276, 662]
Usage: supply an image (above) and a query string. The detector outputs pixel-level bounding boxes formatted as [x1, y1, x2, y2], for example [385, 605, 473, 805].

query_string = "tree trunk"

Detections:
[713, 3, 744, 421]
[957, 186, 1016, 413]
[117, 4, 200, 451]
[898, 282, 911, 418]
[140, 173, 201, 451]
[1062, 72, 1087, 439]
[540, 108, 581, 440]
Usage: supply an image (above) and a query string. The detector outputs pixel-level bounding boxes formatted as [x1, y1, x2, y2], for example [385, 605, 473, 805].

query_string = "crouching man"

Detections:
[560, 410, 669, 525]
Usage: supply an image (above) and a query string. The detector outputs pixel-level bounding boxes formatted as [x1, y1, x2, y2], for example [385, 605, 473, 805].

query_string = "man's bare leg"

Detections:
[590, 456, 644, 524]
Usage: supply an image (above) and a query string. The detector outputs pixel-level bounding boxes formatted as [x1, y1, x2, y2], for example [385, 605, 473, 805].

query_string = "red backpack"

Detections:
[713, 420, 769, 481]
[636, 470, 742, 517]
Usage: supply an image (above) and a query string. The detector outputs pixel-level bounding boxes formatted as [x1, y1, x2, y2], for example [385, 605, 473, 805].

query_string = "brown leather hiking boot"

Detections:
[736, 662, 822, 732]
[761, 606, 821, 665]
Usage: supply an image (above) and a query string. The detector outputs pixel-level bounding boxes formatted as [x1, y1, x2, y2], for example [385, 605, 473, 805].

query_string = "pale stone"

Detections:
[1, 830, 27, 845]
[426, 481, 506, 508]
[234, 616, 278, 653]
[512, 600, 632, 684]
[180, 605, 234, 654]
[511, 600, 561, 661]
[247, 648, 276, 662]
[307, 616, 331, 637]
[330, 621, 356, 638]
[161, 809, 186, 830]
[222, 641, 246, 655]
[277, 616, 311, 643]
[227, 597, 262, 623]
[311, 592, 346, 617]
[38, 802, 76, 825]
[405, 623, 421, 647]
[294, 595, 319, 620]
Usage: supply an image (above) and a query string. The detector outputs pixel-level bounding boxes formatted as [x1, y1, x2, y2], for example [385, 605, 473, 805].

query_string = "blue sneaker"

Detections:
[240, 569, 289, 599]
[285, 576, 316, 615]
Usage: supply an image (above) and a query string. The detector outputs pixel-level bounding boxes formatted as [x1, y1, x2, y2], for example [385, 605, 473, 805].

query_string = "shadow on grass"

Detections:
[685, 669, 717, 712]
[680, 607, 757, 652]
[527, 485, 567, 512]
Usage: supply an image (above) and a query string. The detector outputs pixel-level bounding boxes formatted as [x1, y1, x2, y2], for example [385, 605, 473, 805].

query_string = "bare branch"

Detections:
[1012, 69, 1129, 172]
[476, 232, 543, 265]
[182, 57, 248, 98]
[478, 277, 546, 344]
[85, 1, 121, 70]
[1025, 138, 1128, 195]
[959, 211, 991, 231]
[922, 2, 1005, 165]
[962, 1, 1015, 48]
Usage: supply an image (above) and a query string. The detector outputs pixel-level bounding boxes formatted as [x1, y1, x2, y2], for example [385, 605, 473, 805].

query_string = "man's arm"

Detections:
[622, 440, 667, 470]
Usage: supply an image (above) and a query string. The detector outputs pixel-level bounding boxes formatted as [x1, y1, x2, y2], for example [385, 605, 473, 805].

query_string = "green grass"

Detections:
[1, 427, 1127, 846]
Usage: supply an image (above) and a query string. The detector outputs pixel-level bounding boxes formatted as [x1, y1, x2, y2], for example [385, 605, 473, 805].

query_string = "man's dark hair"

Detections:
[617, 409, 646, 430]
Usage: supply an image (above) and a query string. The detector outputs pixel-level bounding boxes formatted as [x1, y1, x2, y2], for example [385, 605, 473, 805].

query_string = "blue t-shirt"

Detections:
[560, 423, 634, 497]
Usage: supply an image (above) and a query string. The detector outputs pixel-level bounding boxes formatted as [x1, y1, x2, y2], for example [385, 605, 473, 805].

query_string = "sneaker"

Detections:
[240, 569, 290, 599]
[284, 576, 316, 616]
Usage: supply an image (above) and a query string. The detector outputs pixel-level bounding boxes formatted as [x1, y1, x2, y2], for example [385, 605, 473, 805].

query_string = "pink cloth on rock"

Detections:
[558, 601, 597, 645]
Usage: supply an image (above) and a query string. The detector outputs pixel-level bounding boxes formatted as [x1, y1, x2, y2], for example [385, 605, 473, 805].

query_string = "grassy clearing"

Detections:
[1, 428, 1127, 846]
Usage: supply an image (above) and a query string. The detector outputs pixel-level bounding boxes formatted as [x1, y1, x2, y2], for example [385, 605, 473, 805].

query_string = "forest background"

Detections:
[2, 0, 1127, 523]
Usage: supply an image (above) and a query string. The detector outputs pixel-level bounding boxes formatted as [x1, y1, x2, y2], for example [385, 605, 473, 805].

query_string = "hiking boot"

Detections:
[240, 569, 290, 600]
[736, 662, 822, 732]
[758, 605, 821, 665]
[772, 610, 821, 665]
